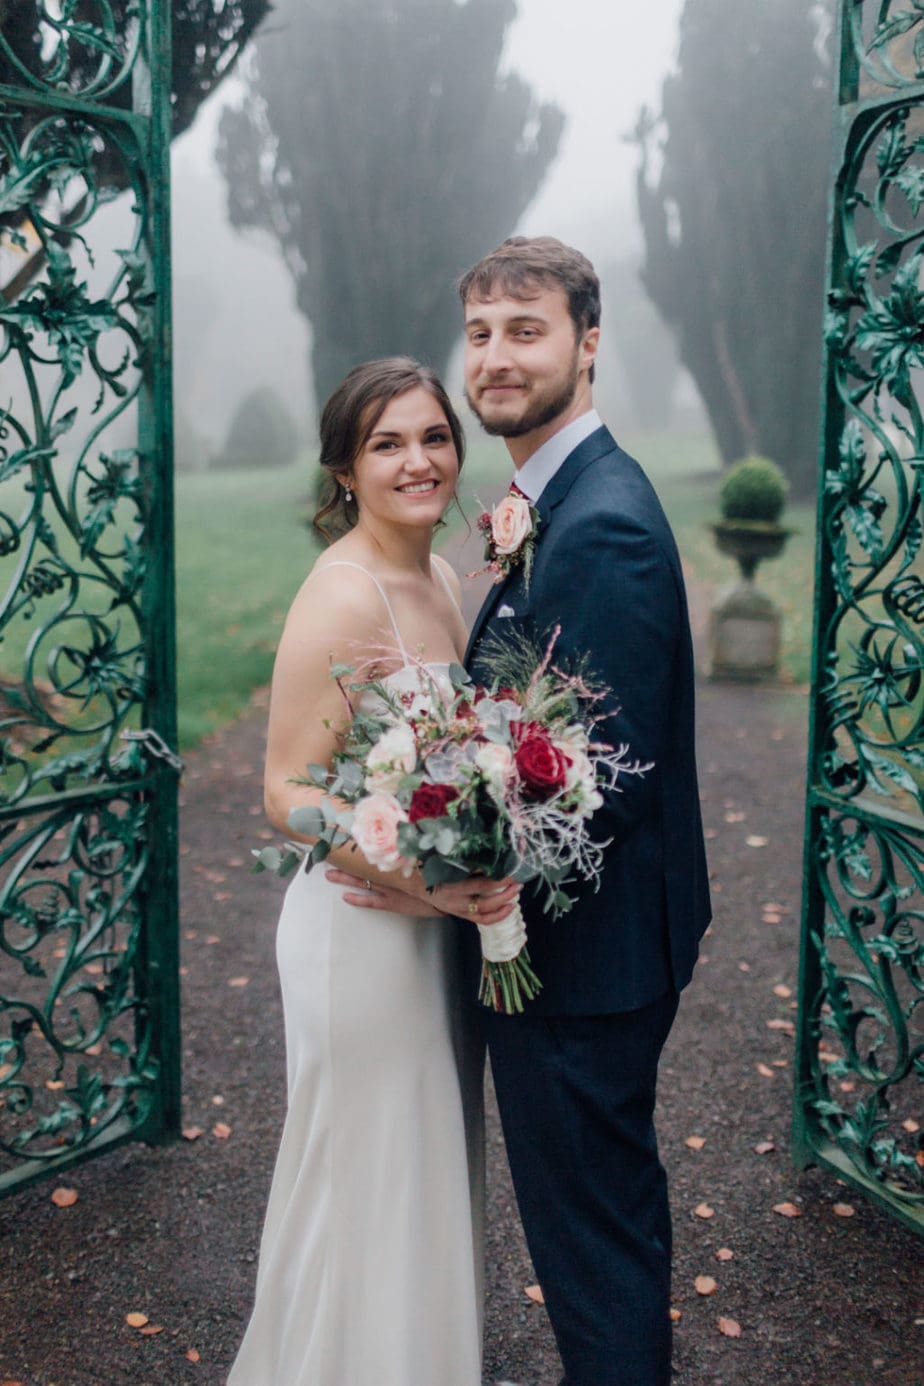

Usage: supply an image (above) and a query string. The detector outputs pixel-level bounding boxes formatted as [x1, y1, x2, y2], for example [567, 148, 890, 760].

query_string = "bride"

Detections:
[228, 357, 518, 1386]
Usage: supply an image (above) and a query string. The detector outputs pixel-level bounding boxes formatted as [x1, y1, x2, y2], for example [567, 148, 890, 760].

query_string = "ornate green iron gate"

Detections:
[795, 1, 924, 1234]
[0, 2, 179, 1193]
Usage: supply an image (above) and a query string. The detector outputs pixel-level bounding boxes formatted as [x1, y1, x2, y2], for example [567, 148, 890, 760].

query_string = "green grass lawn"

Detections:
[175, 463, 321, 746]
[173, 432, 817, 745]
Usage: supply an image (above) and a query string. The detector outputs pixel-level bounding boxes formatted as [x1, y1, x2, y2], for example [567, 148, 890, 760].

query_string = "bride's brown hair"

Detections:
[313, 357, 466, 542]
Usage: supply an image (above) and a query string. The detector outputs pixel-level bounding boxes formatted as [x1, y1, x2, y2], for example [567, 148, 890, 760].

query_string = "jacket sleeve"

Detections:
[537, 504, 681, 846]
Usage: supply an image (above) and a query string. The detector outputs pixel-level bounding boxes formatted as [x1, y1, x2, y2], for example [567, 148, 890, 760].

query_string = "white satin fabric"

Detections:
[229, 670, 484, 1386]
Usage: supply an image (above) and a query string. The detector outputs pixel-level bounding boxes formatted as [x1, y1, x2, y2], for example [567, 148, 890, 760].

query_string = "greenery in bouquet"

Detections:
[254, 628, 650, 1013]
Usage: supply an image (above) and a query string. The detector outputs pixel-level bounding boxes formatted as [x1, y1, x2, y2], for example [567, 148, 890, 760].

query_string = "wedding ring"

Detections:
[363, 879, 373, 892]
[468, 899, 480, 915]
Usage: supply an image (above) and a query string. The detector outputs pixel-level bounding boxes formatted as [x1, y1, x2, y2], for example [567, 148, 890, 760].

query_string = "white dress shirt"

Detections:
[512, 409, 603, 503]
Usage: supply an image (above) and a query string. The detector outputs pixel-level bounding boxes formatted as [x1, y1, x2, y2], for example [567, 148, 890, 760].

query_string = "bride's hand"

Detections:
[325, 869, 521, 925]
[324, 869, 453, 918]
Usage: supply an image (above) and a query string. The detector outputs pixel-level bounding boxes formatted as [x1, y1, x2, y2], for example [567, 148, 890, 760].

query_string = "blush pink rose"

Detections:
[490, 494, 532, 556]
[351, 793, 410, 872]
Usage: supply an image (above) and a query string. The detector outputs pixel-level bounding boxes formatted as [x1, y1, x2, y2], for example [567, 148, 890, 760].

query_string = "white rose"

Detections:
[559, 744, 602, 815]
[490, 495, 532, 556]
[365, 722, 417, 792]
[351, 793, 410, 871]
[475, 741, 514, 800]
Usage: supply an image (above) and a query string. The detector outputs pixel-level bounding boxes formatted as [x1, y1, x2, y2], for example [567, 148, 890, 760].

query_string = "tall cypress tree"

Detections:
[216, 0, 564, 409]
[634, 0, 834, 495]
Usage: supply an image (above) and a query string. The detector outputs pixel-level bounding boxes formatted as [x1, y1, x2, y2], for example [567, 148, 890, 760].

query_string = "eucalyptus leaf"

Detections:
[287, 804, 328, 837]
[448, 662, 472, 689]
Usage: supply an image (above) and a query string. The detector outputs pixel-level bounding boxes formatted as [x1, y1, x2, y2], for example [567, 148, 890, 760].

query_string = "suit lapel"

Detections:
[535, 424, 615, 520]
[464, 569, 513, 665]
[464, 426, 617, 667]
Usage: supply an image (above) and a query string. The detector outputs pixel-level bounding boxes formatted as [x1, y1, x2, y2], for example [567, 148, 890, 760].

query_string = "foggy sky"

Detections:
[172, 0, 685, 448]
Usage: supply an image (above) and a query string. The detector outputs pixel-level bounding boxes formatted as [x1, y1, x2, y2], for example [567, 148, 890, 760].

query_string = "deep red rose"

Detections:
[514, 723, 569, 798]
[408, 782, 458, 823]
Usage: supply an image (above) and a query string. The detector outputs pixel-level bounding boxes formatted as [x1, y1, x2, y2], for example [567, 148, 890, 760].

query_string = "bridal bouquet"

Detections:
[254, 628, 650, 1013]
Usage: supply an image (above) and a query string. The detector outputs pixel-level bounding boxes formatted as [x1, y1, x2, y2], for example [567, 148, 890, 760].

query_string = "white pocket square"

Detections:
[497, 604, 516, 618]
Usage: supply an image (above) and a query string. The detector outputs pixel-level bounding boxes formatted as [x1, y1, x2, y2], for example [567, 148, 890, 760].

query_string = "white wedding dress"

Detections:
[228, 563, 484, 1386]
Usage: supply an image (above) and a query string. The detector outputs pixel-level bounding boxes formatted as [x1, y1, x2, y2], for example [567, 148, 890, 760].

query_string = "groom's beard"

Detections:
[466, 349, 581, 438]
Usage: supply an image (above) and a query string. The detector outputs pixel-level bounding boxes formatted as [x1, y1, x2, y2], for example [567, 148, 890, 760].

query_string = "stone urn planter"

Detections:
[708, 458, 792, 681]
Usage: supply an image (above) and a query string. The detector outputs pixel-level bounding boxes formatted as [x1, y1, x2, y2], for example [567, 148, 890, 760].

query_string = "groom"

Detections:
[459, 236, 711, 1384]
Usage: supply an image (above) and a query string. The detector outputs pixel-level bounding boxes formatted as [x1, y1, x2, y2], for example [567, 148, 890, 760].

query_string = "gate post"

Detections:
[0, 1, 179, 1192]
[794, 0, 924, 1234]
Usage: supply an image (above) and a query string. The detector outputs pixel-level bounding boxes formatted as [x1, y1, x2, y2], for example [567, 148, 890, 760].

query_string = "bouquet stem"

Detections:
[477, 902, 543, 1014]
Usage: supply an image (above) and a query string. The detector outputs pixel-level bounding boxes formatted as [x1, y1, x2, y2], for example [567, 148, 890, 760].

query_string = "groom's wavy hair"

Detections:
[313, 357, 466, 542]
[457, 236, 601, 383]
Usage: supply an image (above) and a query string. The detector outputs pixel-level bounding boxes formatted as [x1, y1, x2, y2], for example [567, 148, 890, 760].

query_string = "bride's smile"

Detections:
[351, 386, 459, 528]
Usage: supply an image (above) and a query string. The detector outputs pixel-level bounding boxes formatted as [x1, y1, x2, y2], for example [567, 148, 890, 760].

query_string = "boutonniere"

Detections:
[469, 493, 541, 586]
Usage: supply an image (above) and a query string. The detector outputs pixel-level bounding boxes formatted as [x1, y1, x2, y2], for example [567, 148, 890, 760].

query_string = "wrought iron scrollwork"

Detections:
[0, 103, 151, 806]
[0, 2, 143, 100]
[0, 1, 178, 1195]
[798, 2, 924, 1234]
[847, 0, 924, 90]
[0, 797, 158, 1165]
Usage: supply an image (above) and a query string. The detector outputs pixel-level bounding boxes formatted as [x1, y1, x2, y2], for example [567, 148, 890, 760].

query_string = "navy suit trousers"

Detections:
[483, 992, 679, 1386]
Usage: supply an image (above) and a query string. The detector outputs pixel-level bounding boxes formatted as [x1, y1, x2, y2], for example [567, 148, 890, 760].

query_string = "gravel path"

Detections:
[0, 520, 920, 1385]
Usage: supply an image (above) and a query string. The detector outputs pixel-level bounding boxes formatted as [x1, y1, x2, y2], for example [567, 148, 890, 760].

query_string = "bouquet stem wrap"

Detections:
[477, 901, 542, 1014]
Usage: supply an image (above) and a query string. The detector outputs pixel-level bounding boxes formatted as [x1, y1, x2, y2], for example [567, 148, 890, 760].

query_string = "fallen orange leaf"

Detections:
[718, 1316, 742, 1338]
[140, 1325, 164, 1336]
[695, 1275, 717, 1296]
[186, 1349, 201, 1363]
[213, 1121, 232, 1140]
[182, 1126, 204, 1141]
[694, 1202, 715, 1219]
[756, 1063, 775, 1078]
[902, 1119, 920, 1133]
[685, 1136, 706, 1151]
[228, 976, 250, 987]
[50, 1187, 78, 1208]
[746, 835, 768, 848]
[716, 1248, 734, 1262]
[211, 1095, 225, 1106]
[524, 1284, 545, 1304]
[773, 1202, 802, 1218]
[833, 1203, 855, 1218]
[766, 1019, 795, 1035]
[669, 1307, 682, 1322]
[753, 1141, 775, 1155]
[738, 962, 751, 972]
[772, 984, 792, 998]
[125, 1312, 149, 1328]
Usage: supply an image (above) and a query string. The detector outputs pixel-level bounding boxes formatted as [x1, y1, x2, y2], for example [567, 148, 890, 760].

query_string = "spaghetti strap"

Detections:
[310, 560, 411, 662]
[432, 555, 463, 615]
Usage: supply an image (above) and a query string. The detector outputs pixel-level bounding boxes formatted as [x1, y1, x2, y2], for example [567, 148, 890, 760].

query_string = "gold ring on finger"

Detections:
[469, 899, 479, 915]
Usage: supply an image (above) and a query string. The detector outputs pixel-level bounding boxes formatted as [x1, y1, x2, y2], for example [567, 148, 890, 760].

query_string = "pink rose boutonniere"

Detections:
[470, 492, 540, 586]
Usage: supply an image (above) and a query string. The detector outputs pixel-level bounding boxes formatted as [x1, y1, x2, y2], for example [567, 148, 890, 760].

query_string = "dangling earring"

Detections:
[344, 483, 353, 503]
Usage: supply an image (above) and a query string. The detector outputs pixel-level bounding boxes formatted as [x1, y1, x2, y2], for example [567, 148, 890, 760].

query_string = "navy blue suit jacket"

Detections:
[462, 425, 711, 1015]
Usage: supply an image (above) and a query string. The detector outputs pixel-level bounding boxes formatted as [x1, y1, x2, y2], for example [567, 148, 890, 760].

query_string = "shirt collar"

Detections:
[512, 409, 602, 502]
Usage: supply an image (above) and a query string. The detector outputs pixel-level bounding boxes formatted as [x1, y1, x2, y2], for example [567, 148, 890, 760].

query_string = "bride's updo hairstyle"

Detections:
[313, 356, 466, 541]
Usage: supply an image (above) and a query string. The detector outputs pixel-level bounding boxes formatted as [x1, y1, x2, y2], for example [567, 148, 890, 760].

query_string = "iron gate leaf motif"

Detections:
[0, 1, 179, 1194]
